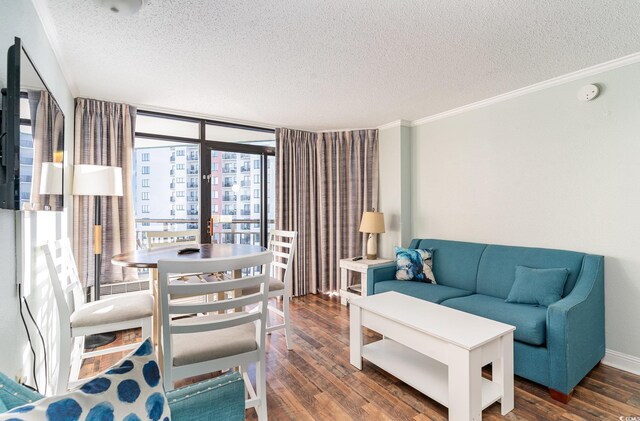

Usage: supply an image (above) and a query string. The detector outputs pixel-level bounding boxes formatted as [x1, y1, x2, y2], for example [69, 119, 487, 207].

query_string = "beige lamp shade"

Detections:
[359, 211, 385, 234]
[72, 164, 123, 197]
[40, 162, 63, 195]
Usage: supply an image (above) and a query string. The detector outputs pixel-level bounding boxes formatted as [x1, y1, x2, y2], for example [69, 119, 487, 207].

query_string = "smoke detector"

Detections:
[99, 0, 145, 15]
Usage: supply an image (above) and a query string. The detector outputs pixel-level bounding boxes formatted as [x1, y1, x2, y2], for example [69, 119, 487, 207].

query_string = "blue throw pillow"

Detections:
[506, 265, 569, 306]
[1, 338, 171, 421]
[395, 247, 436, 284]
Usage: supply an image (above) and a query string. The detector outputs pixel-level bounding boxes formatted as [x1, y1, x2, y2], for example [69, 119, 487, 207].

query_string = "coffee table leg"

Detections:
[350, 305, 363, 369]
[448, 345, 482, 421]
[494, 332, 514, 415]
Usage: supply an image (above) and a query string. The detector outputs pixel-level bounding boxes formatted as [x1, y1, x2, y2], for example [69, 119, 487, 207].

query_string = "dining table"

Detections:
[111, 243, 268, 368]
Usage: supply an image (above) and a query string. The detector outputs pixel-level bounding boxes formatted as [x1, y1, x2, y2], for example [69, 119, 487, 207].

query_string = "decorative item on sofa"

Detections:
[394, 246, 436, 283]
[1, 338, 170, 421]
[359, 211, 385, 260]
[506, 265, 569, 306]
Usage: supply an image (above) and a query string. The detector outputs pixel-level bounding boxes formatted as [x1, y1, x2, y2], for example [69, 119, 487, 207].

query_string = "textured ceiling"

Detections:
[36, 0, 640, 130]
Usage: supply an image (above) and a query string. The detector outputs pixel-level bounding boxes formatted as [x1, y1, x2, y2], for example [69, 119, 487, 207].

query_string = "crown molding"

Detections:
[31, 0, 78, 96]
[377, 120, 412, 130]
[411, 51, 640, 127]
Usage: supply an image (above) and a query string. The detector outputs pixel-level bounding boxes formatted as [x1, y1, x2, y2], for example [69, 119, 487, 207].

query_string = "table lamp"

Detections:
[72, 164, 123, 301]
[359, 211, 385, 260]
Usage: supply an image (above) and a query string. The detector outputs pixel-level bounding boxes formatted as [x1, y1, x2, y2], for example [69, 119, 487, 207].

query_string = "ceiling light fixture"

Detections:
[99, 0, 144, 15]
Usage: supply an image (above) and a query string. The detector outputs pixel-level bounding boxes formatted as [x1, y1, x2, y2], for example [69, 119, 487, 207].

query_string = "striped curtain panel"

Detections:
[73, 98, 137, 287]
[276, 128, 379, 295]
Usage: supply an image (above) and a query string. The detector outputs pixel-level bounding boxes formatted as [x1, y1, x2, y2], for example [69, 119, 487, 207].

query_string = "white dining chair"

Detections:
[241, 229, 297, 350]
[158, 251, 272, 421]
[43, 239, 154, 394]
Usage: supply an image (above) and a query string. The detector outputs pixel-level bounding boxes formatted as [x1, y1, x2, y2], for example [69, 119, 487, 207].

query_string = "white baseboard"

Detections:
[601, 349, 640, 375]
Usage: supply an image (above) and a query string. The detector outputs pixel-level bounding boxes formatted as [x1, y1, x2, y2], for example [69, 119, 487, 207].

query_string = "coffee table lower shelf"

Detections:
[362, 338, 502, 410]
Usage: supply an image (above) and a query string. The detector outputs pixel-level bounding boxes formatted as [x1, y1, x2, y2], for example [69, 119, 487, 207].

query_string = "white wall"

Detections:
[410, 61, 640, 361]
[0, 0, 74, 392]
[378, 123, 412, 258]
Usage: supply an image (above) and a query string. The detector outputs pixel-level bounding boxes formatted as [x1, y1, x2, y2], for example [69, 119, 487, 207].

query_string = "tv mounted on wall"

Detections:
[0, 37, 65, 211]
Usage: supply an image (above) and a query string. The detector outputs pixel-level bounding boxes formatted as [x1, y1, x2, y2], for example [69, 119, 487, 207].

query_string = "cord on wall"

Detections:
[23, 295, 48, 394]
[18, 283, 39, 392]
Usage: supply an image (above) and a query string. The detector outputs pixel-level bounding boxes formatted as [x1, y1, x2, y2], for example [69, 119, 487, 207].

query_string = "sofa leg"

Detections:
[549, 388, 573, 403]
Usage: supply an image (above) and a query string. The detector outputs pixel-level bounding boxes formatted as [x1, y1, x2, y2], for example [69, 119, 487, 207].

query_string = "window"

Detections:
[213, 204, 219, 213]
[254, 174, 260, 183]
[176, 204, 185, 210]
[212, 163, 219, 171]
[176, 149, 185, 156]
[254, 160, 260, 169]
[213, 190, 219, 199]
[254, 189, 259, 198]
[177, 164, 185, 170]
[142, 166, 150, 174]
[213, 176, 219, 185]
[142, 205, 150, 213]
[142, 179, 150, 187]
[176, 177, 185, 183]
[176, 191, 185, 197]
[212, 151, 218, 157]
[142, 153, 150, 161]
[141, 192, 150, 200]
[254, 204, 260, 213]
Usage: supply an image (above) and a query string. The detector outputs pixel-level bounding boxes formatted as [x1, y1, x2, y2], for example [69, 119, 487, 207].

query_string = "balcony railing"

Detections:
[187, 154, 199, 161]
[223, 181, 234, 187]
[170, 169, 175, 176]
[222, 167, 237, 174]
[240, 166, 250, 172]
[170, 155, 176, 162]
[187, 183, 198, 188]
[170, 183, 175, 189]
[240, 195, 251, 201]
[222, 153, 236, 160]
[187, 210, 199, 216]
[222, 195, 237, 202]
[170, 196, 176, 202]
[240, 209, 250, 216]
[240, 181, 250, 187]
[187, 196, 198, 202]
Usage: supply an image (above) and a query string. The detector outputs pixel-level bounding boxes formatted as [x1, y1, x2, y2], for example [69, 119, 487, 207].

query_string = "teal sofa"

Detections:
[368, 239, 605, 401]
[0, 371, 245, 420]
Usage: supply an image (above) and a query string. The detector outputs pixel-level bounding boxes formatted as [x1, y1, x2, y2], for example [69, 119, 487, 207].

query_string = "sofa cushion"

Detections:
[1, 338, 171, 421]
[506, 266, 569, 306]
[394, 247, 436, 283]
[442, 294, 548, 346]
[410, 239, 487, 292]
[476, 244, 585, 299]
[374, 280, 472, 303]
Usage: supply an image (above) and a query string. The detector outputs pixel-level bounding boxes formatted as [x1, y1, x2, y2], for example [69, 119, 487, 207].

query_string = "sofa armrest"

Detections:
[366, 262, 397, 296]
[547, 254, 605, 394]
[167, 372, 245, 421]
[0, 372, 43, 412]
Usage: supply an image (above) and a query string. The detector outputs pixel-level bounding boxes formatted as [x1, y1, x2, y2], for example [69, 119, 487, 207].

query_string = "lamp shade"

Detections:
[72, 164, 123, 197]
[359, 211, 385, 234]
[40, 162, 63, 195]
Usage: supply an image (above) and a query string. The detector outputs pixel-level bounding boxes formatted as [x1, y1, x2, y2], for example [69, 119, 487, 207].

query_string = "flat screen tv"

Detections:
[0, 37, 65, 211]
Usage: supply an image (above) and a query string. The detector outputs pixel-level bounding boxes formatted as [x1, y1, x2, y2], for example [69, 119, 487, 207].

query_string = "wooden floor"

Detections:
[82, 294, 640, 420]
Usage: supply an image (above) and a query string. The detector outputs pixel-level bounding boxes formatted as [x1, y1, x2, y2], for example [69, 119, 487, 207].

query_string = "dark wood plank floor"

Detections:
[82, 294, 640, 420]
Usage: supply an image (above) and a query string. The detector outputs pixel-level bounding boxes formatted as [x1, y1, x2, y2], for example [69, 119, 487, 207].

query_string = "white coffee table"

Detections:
[350, 291, 515, 421]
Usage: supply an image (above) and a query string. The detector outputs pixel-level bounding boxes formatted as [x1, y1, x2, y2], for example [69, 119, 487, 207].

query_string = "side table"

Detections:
[339, 257, 393, 305]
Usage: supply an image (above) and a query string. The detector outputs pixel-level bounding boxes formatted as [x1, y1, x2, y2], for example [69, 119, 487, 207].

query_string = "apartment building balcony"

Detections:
[170, 210, 176, 216]
[222, 195, 237, 202]
[187, 154, 199, 161]
[170, 155, 175, 162]
[240, 181, 250, 187]
[240, 209, 251, 216]
[240, 165, 250, 172]
[187, 196, 197, 202]
[222, 153, 236, 160]
[170, 196, 176, 202]
[187, 210, 199, 216]
[170, 182, 175, 189]
[222, 166, 237, 174]
[223, 181, 234, 187]
[187, 169, 198, 175]
[240, 195, 251, 201]
[187, 182, 199, 188]
[170, 169, 175, 176]
[240, 154, 251, 159]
